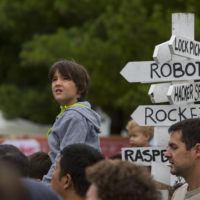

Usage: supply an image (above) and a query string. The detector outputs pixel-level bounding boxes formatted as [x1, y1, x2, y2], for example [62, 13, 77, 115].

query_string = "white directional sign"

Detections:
[153, 13, 194, 64]
[148, 83, 171, 103]
[167, 81, 200, 104]
[153, 41, 171, 64]
[120, 60, 200, 83]
[131, 104, 200, 126]
[169, 35, 200, 59]
[121, 147, 169, 166]
[151, 162, 185, 186]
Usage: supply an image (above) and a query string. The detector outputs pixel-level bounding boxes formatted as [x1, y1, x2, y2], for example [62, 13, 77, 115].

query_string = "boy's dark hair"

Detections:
[48, 60, 90, 101]
[28, 152, 51, 180]
[168, 118, 200, 150]
[60, 143, 104, 197]
[0, 144, 29, 177]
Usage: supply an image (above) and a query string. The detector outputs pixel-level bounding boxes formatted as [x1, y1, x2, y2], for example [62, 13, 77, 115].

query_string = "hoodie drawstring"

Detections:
[46, 103, 88, 138]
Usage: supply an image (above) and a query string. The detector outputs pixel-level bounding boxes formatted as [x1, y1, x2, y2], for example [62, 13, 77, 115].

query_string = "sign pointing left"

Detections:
[131, 104, 200, 126]
[120, 60, 200, 83]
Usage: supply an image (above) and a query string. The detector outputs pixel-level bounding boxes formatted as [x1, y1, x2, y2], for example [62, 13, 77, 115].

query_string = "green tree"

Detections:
[0, 0, 200, 133]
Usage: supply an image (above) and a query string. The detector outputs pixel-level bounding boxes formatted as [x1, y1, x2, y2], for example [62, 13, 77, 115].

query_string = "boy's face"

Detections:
[51, 69, 80, 106]
[128, 127, 149, 147]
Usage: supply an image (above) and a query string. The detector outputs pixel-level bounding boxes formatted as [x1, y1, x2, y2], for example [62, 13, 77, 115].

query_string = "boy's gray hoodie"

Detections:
[42, 101, 101, 184]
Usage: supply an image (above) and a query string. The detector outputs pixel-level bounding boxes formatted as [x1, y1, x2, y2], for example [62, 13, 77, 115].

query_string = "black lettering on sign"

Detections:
[197, 44, 200, 56]
[135, 150, 144, 162]
[190, 41, 193, 54]
[161, 63, 171, 77]
[178, 107, 187, 121]
[196, 61, 200, 76]
[122, 148, 169, 166]
[168, 109, 176, 121]
[143, 150, 152, 162]
[173, 63, 184, 78]
[190, 84, 193, 99]
[145, 107, 156, 125]
[175, 37, 178, 51]
[161, 150, 168, 162]
[194, 83, 200, 101]
[124, 150, 134, 162]
[185, 40, 189, 53]
[155, 109, 167, 122]
[190, 107, 197, 118]
[150, 63, 161, 79]
[185, 63, 196, 76]
[173, 84, 193, 103]
[152, 150, 160, 161]
[175, 38, 189, 53]
[150, 61, 200, 80]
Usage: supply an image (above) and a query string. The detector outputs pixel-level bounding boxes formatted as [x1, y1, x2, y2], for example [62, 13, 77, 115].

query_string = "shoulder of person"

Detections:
[172, 183, 188, 200]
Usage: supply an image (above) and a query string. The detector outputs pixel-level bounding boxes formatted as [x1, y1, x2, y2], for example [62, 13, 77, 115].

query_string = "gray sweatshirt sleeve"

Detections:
[42, 113, 88, 184]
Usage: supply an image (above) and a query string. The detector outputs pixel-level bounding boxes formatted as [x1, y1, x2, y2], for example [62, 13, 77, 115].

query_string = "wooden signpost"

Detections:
[120, 13, 199, 189]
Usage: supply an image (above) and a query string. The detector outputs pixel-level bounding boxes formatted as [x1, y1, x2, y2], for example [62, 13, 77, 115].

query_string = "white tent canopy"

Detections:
[0, 111, 51, 136]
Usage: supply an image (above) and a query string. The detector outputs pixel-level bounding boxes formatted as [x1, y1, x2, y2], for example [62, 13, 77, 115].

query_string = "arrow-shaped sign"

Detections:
[169, 35, 200, 59]
[131, 104, 200, 126]
[167, 81, 200, 104]
[120, 60, 200, 83]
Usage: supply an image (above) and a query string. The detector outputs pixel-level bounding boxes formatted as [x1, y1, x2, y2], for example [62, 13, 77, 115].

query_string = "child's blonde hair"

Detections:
[126, 119, 154, 141]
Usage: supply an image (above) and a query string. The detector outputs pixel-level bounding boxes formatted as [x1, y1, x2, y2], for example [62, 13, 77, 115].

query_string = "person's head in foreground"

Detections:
[86, 159, 161, 200]
[164, 118, 200, 192]
[165, 118, 200, 177]
[51, 143, 104, 200]
[126, 119, 154, 147]
[0, 144, 29, 177]
[28, 151, 51, 181]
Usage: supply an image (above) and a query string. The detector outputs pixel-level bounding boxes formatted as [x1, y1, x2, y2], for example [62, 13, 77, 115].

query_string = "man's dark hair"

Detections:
[0, 144, 29, 177]
[60, 143, 104, 197]
[168, 118, 200, 150]
[28, 152, 51, 180]
[86, 159, 161, 200]
[48, 60, 90, 101]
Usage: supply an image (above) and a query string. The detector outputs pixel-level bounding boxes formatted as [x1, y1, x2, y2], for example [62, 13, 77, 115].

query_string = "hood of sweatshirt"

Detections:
[63, 101, 101, 133]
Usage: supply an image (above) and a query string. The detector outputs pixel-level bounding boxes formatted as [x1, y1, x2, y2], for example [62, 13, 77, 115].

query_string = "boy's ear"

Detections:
[62, 173, 73, 190]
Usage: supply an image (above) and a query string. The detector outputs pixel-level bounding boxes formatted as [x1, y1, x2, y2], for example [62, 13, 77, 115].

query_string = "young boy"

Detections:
[42, 60, 101, 184]
[126, 119, 154, 147]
